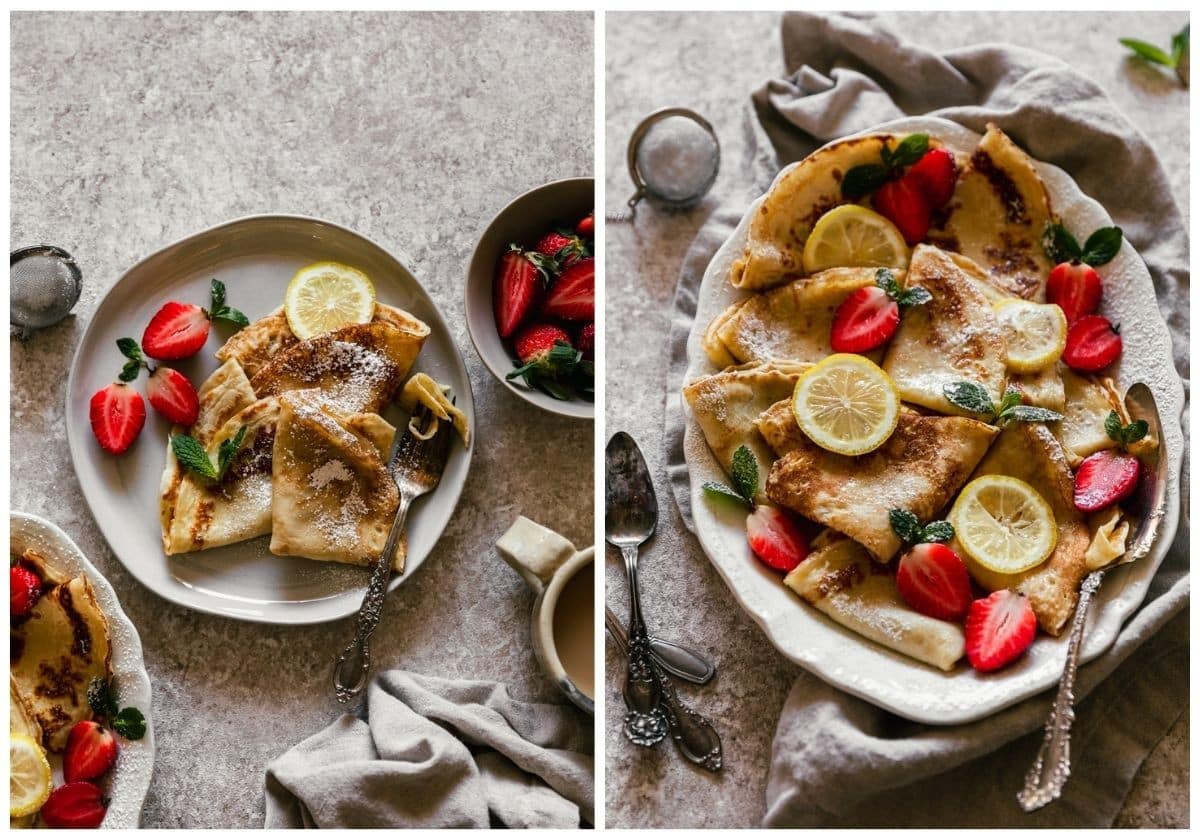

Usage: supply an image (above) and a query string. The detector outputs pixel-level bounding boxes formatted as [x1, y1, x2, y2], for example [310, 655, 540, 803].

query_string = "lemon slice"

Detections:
[791, 354, 900, 455]
[284, 261, 376, 340]
[950, 475, 1057, 574]
[994, 299, 1067, 373]
[10, 732, 51, 818]
[801, 205, 910, 274]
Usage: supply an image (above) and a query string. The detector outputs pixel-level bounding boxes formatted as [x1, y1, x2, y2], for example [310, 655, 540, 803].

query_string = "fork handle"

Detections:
[1017, 568, 1104, 811]
[333, 493, 414, 703]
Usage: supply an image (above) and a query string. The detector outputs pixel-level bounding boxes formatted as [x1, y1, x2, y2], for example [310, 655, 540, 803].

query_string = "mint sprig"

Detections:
[943, 382, 1064, 426]
[876, 268, 932, 308]
[1042, 222, 1123, 266]
[842, 134, 930, 199]
[87, 676, 146, 741]
[703, 444, 759, 509]
[1120, 24, 1189, 86]
[889, 508, 955, 546]
[116, 337, 149, 382]
[1104, 410, 1149, 450]
[171, 425, 248, 482]
[207, 279, 249, 328]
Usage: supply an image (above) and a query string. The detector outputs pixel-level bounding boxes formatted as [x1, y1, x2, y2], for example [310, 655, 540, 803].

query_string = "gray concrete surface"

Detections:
[11, 11, 594, 828]
[604, 10, 1188, 829]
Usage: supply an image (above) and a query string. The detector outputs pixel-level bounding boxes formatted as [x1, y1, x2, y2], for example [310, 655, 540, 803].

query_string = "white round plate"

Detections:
[11, 511, 155, 828]
[682, 117, 1184, 725]
[65, 215, 474, 624]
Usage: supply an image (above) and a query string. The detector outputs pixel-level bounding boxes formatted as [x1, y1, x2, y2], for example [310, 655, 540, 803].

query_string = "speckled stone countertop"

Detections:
[11, 11, 593, 828]
[604, 11, 1188, 829]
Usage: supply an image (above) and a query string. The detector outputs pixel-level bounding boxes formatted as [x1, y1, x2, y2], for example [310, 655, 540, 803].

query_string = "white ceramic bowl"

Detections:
[465, 177, 595, 419]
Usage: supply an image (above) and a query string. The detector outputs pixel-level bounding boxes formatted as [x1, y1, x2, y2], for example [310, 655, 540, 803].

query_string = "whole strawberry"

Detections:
[577, 323, 595, 360]
[534, 230, 589, 270]
[575, 213, 594, 237]
[10, 562, 42, 617]
[142, 279, 248, 360]
[505, 323, 582, 400]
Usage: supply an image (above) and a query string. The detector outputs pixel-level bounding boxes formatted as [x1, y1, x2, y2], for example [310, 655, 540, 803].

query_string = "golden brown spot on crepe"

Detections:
[814, 562, 865, 598]
[971, 149, 1028, 224]
[192, 501, 215, 546]
[57, 586, 92, 658]
[35, 657, 83, 706]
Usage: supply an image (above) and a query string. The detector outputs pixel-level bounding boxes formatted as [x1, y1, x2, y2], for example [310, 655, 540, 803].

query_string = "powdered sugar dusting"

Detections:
[309, 459, 351, 490]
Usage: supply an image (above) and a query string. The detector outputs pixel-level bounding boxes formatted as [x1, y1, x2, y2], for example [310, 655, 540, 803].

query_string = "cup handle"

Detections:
[496, 515, 578, 595]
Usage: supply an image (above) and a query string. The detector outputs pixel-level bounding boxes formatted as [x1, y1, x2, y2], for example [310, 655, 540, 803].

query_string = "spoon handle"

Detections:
[621, 543, 647, 637]
[605, 606, 716, 685]
[1018, 568, 1104, 812]
[654, 663, 723, 772]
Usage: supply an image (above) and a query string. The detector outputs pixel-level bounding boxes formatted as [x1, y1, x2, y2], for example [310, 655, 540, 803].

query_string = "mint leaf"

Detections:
[1122, 419, 1150, 445]
[897, 286, 932, 307]
[1002, 405, 1064, 424]
[87, 677, 119, 719]
[119, 360, 142, 382]
[212, 306, 250, 328]
[998, 388, 1023, 416]
[842, 164, 890, 200]
[730, 445, 759, 504]
[1105, 410, 1148, 447]
[217, 425, 248, 480]
[210, 278, 226, 312]
[1080, 226, 1123, 266]
[919, 520, 955, 544]
[1120, 37, 1174, 67]
[875, 268, 901, 296]
[116, 337, 142, 362]
[1042, 222, 1082, 264]
[889, 134, 930, 169]
[1104, 410, 1124, 443]
[889, 508, 922, 545]
[703, 481, 752, 509]
[943, 381, 996, 417]
[113, 707, 146, 740]
[1172, 24, 1190, 65]
[171, 434, 218, 480]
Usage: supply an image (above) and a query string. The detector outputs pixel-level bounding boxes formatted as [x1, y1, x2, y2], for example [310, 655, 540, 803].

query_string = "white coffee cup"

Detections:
[497, 516, 594, 715]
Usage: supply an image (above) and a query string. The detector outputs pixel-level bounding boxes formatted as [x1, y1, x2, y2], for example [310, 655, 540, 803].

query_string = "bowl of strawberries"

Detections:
[465, 177, 594, 419]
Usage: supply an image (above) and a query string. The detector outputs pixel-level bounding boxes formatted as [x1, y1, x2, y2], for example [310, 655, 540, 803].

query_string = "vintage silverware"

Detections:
[1018, 383, 1167, 812]
[605, 431, 668, 747]
[607, 611, 724, 772]
[605, 605, 715, 685]
[333, 406, 452, 703]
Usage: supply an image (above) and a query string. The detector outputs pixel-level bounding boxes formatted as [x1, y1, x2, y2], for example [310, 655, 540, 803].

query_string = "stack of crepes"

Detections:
[684, 124, 1146, 671]
[158, 303, 469, 571]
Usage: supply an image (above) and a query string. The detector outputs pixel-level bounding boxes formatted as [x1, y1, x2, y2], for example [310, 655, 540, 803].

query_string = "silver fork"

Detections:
[333, 405, 452, 703]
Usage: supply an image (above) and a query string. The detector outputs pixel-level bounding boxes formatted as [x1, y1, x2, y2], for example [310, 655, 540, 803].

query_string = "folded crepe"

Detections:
[398, 373, 470, 446]
[270, 392, 405, 570]
[216, 302, 431, 378]
[784, 533, 966, 671]
[1052, 367, 1129, 467]
[882, 244, 1007, 417]
[10, 570, 111, 752]
[250, 320, 426, 415]
[703, 268, 885, 368]
[191, 358, 258, 446]
[760, 401, 997, 562]
[161, 396, 281, 554]
[952, 423, 1091, 635]
[682, 360, 810, 503]
[730, 132, 910, 290]
[927, 124, 1056, 300]
[1009, 365, 1066, 413]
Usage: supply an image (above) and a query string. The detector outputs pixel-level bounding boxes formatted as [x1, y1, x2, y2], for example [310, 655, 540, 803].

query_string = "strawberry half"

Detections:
[896, 542, 972, 621]
[1062, 314, 1122, 372]
[10, 563, 42, 617]
[830, 286, 900, 353]
[965, 590, 1037, 672]
[746, 506, 809, 573]
[1046, 261, 1103, 324]
[63, 721, 118, 783]
[142, 301, 210, 360]
[89, 383, 147, 454]
[1074, 449, 1140, 512]
[907, 148, 958, 207]
[873, 172, 932, 245]
[40, 781, 108, 829]
[542, 258, 594, 321]
[146, 366, 199, 426]
[493, 246, 548, 339]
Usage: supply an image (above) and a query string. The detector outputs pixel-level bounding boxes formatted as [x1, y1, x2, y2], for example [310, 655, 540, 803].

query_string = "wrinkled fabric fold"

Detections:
[661, 11, 1188, 828]
[264, 670, 593, 828]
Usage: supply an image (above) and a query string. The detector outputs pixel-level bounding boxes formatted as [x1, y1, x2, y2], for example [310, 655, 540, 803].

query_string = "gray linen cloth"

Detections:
[663, 11, 1189, 828]
[264, 670, 594, 828]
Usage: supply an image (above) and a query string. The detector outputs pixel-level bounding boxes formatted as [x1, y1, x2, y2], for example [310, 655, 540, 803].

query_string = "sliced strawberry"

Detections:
[63, 721, 118, 783]
[965, 590, 1037, 672]
[873, 173, 932, 245]
[746, 506, 809, 573]
[40, 781, 108, 829]
[1062, 314, 1122, 372]
[1046, 261, 1103, 324]
[89, 383, 147, 454]
[577, 323, 595, 360]
[142, 301, 210, 360]
[146, 367, 199, 426]
[10, 563, 42, 617]
[896, 543, 972, 621]
[542, 258, 594, 321]
[493, 246, 547, 339]
[1074, 449, 1140, 512]
[907, 148, 958, 206]
[575, 213, 594, 237]
[830, 286, 900, 353]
